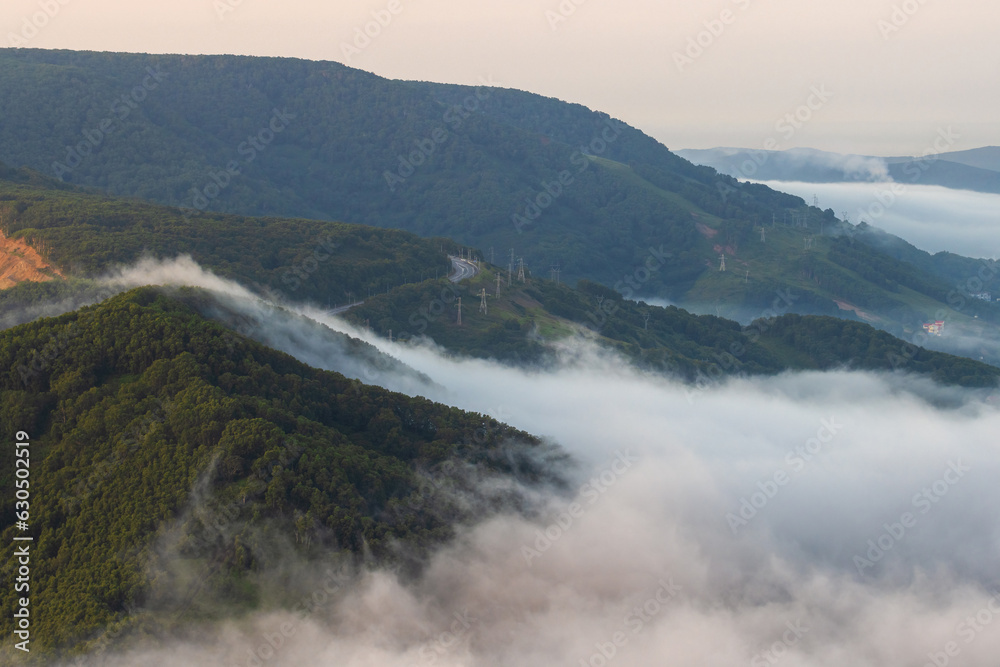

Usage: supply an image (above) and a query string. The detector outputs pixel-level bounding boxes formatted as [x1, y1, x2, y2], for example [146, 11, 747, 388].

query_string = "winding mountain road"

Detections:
[326, 256, 477, 317]
[448, 256, 479, 283]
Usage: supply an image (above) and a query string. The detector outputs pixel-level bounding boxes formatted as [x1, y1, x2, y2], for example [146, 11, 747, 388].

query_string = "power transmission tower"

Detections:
[550, 265, 561, 284]
[489, 246, 495, 264]
[517, 257, 526, 283]
[495, 271, 503, 298]
[760, 226, 766, 243]
[508, 248, 515, 286]
[719, 254, 726, 272]
[456, 298, 463, 325]
[804, 237, 813, 250]
[479, 288, 488, 314]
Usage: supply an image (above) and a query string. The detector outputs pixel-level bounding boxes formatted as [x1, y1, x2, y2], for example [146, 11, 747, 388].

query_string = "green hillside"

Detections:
[1, 168, 996, 387]
[0, 48, 812, 301]
[0, 288, 554, 659]
[2, 48, 996, 349]
[346, 265, 1000, 389]
[0, 169, 454, 310]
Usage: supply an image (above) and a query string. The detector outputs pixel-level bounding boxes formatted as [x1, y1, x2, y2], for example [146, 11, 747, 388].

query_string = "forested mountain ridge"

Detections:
[0, 287, 555, 658]
[1, 48, 996, 350]
[1, 170, 996, 389]
[0, 48, 837, 303]
[677, 146, 1000, 194]
[0, 168, 454, 311]
[345, 265, 1000, 389]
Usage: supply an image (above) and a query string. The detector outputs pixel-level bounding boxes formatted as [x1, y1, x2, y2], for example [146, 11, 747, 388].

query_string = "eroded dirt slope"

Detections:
[0, 231, 64, 289]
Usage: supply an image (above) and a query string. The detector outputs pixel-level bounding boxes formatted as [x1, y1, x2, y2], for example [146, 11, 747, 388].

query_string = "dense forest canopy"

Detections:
[0, 287, 555, 657]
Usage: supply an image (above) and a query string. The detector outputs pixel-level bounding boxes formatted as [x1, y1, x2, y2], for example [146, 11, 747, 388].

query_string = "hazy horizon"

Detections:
[4, 3, 1000, 663]
[3, 0, 999, 155]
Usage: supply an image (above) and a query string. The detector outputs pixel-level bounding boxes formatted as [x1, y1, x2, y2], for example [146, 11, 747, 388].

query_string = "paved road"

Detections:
[326, 257, 475, 316]
[448, 256, 479, 283]
[328, 300, 365, 315]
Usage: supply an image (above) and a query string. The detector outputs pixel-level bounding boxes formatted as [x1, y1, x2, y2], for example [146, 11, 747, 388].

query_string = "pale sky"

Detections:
[4, 0, 999, 156]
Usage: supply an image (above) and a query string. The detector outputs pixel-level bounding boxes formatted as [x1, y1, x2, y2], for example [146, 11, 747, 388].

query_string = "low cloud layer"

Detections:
[682, 147, 890, 182]
[784, 148, 890, 181]
[48, 259, 1000, 666]
[760, 180, 1000, 260]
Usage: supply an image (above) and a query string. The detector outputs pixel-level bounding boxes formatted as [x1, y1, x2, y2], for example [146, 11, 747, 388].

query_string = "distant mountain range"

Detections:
[2, 49, 1000, 660]
[1, 168, 997, 381]
[1, 49, 999, 366]
[676, 146, 1000, 193]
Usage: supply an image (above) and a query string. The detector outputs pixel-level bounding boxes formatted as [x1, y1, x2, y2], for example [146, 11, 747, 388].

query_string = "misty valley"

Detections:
[1, 45, 999, 667]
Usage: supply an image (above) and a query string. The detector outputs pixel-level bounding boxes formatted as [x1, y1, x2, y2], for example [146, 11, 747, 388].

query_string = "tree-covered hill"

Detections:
[345, 265, 1000, 389]
[1, 48, 996, 348]
[2, 169, 997, 384]
[0, 288, 556, 659]
[0, 170, 455, 309]
[0, 49, 820, 301]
